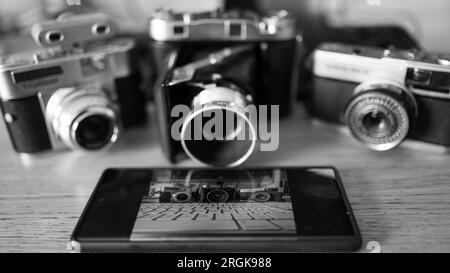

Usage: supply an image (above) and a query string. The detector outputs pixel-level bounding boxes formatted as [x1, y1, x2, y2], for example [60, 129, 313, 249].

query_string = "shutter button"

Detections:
[436, 55, 450, 66]
[4, 113, 15, 124]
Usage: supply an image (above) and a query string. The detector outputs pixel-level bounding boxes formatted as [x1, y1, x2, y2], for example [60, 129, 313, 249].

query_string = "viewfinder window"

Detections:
[229, 23, 243, 37]
[173, 25, 186, 35]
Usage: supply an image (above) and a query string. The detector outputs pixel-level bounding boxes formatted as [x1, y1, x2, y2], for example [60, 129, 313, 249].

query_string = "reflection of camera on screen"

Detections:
[132, 169, 297, 236]
[130, 168, 356, 238]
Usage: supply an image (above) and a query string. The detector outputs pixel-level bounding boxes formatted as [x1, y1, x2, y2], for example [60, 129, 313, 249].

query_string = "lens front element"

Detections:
[173, 192, 192, 203]
[181, 86, 256, 167]
[345, 88, 415, 151]
[207, 190, 230, 203]
[46, 88, 120, 151]
[362, 111, 392, 138]
[73, 113, 117, 151]
[251, 191, 272, 203]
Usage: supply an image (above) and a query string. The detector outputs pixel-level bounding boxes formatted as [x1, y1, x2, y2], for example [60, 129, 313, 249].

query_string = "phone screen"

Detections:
[129, 168, 356, 240]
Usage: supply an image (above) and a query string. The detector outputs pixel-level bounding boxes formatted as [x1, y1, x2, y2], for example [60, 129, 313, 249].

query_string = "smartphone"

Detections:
[68, 167, 362, 253]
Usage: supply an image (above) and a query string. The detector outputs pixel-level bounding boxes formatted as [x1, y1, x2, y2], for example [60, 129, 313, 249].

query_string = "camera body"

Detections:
[200, 184, 239, 203]
[150, 9, 302, 166]
[311, 43, 450, 151]
[159, 187, 195, 203]
[0, 13, 146, 154]
[239, 188, 284, 203]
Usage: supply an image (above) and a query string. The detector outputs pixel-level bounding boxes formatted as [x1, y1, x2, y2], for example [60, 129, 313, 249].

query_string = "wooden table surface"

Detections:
[0, 105, 449, 253]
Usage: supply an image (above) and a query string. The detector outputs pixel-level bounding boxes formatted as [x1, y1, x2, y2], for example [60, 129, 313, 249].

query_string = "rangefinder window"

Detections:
[173, 25, 186, 36]
[46, 31, 64, 43]
[11, 66, 63, 83]
[92, 24, 111, 36]
[407, 69, 450, 94]
[228, 23, 243, 37]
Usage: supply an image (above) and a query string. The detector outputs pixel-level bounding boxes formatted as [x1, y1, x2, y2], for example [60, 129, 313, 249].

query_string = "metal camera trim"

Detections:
[0, 39, 135, 101]
[313, 43, 450, 100]
[344, 79, 418, 151]
[69, 108, 120, 152]
[345, 93, 409, 151]
[353, 79, 418, 115]
[46, 87, 120, 152]
[149, 9, 297, 42]
[224, 19, 248, 40]
[180, 104, 257, 168]
[179, 84, 257, 167]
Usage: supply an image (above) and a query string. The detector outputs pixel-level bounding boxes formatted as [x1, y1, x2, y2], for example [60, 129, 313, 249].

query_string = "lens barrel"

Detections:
[180, 85, 257, 167]
[250, 191, 272, 203]
[206, 190, 230, 203]
[173, 192, 192, 203]
[344, 82, 417, 151]
[46, 88, 120, 151]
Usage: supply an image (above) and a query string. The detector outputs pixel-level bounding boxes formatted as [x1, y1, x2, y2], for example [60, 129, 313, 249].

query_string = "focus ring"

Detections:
[345, 91, 412, 151]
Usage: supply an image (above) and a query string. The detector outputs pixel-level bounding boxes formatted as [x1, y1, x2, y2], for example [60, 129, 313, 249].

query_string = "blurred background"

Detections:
[0, 0, 449, 58]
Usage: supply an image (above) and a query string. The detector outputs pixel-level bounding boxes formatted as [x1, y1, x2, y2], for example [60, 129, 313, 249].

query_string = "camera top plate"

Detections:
[149, 9, 297, 42]
[0, 39, 133, 70]
[313, 43, 450, 100]
[317, 43, 450, 68]
[31, 13, 117, 48]
[0, 39, 134, 101]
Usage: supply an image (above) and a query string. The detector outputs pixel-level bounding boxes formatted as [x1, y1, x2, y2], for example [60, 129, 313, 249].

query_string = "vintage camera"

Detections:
[159, 187, 195, 203]
[0, 13, 146, 154]
[150, 9, 302, 166]
[239, 188, 284, 203]
[311, 43, 450, 151]
[200, 184, 239, 203]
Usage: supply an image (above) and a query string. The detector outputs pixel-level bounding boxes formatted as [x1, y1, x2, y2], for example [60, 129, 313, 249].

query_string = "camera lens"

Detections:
[250, 192, 271, 203]
[46, 88, 120, 151]
[181, 86, 256, 167]
[207, 190, 230, 203]
[362, 111, 392, 138]
[345, 83, 417, 151]
[173, 192, 191, 203]
[74, 114, 116, 150]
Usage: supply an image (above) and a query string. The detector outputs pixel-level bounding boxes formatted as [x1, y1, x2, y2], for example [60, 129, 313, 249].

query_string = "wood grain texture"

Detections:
[0, 105, 449, 253]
